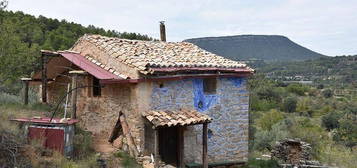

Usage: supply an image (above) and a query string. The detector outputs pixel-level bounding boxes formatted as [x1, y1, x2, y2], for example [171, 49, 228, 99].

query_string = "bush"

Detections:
[256, 109, 284, 131]
[321, 112, 341, 131]
[322, 89, 333, 98]
[320, 142, 357, 168]
[73, 127, 94, 160]
[114, 151, 141, 168]
[250, 96, 278, 111]
[287, 83, 308, 96]
[296, 98, 314, 116]
[0, 92, 21, 105]
[256, 86, 282, 102]
[333, 117, 357, 149]
[283, 97, 297, 113]
[317, 84, 324, 89]
[253, 121, 290, 151]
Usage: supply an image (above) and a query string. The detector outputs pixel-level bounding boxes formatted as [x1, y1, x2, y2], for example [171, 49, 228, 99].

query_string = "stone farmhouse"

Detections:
[27, 33, 254, 167]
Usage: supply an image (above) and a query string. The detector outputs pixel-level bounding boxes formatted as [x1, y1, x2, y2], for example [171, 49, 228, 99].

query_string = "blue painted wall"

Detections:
[151, 77, 249, 162]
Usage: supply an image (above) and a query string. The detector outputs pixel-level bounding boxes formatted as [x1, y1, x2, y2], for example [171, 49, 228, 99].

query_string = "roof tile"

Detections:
[143, 109, 212, 128]
[72, 34, 254, 77]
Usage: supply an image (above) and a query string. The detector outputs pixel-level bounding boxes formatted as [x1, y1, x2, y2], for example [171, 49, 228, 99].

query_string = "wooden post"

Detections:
[21, 78, 31, 105]
[70, 73, 78, 119]
[154, 128, 160, 168]
[202, 123, 208, 168]
[178, 127, 184, 168]
[41, 53, 47, 103]
[69, 70, 87, 119]
[119, 113, 139, 157]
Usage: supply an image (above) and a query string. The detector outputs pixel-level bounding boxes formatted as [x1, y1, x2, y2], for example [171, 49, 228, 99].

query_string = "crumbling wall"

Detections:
[74, 75, 150, 155]
[75, 76, 136, 141]
[150, 77, 250, 163]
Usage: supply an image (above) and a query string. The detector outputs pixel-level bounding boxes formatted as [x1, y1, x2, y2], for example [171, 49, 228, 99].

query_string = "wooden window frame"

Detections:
[203, 78, 217, 94]
[92, 77, 101, 97]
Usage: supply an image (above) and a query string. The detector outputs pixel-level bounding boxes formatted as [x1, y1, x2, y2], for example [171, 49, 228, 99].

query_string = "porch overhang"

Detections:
[33, 51, 123, 81]
[143, 109, 212, 128]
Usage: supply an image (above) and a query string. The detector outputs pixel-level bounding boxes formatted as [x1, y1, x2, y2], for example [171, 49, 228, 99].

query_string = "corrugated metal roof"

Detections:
[11, 117, 79, 125]
[143, 109, 212, 128]
[60, 52, 124, 80]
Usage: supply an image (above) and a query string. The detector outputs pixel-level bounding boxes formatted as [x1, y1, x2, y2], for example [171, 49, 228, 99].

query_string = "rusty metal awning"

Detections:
[143, 109, 212, 128]
[32, 51, 123, 81]
[11, 117, 79, 125]
[60, 52, 122, 80]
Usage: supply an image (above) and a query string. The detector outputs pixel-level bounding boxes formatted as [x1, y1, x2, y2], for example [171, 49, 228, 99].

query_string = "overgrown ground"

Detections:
[0, 92, 141, 168]
[1, 76, 357, 167]
[248, 74, 357, 168]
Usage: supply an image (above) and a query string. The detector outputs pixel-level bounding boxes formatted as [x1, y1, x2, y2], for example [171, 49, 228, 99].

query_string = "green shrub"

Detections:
[287, 83, 308, 96]
[319, 142, 357, 168]
[252, 121, 290, 151]
[250, 96, 278, 111]
[243, 158, 279, 168]
[0, 92, 21, 105]
[114, 151, 141, 168]
[256, 109, 284, 131]
[283, 97, 297, 113]
[322, 89, 333, 98]
[296, 97, 314, 116]
[333, 117, 357, 149]
[73, 127, 94, 160]
[256, 86, 282, 102]
[321, 112, 341, 131]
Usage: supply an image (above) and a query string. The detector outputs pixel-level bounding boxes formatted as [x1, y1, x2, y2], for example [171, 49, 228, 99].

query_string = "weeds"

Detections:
[0, 93, 97, 168]
[114, 151, 142, 168]
[73, 127, 94, 160]
[242, 158, 279, 168]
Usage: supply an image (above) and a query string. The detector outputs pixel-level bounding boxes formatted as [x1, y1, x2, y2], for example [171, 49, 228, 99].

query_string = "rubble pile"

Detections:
[271, 138, 318, 166]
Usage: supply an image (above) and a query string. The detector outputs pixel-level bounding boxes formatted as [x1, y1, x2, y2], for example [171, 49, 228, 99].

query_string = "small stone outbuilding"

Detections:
[28, 34, 254, 167]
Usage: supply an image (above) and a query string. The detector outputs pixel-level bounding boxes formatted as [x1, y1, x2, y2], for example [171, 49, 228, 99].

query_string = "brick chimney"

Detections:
[160, 21, 166, 42]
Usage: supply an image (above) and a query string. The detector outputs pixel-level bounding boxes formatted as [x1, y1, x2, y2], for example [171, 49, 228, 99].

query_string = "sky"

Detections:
[6, 0, 357, 56]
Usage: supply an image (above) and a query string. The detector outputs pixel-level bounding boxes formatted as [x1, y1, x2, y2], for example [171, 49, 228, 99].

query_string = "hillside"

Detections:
[184, 35, 326, 62]
[259, 55, 357, 85]
[0, 10, 153, 93]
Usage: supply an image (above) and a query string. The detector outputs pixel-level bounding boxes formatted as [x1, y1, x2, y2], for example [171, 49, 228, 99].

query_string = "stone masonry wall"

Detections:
[76, 76, 132, 136]
[150, 77, 249, 163]
[46, 74, 147, 154]
[75, 75, 145, 153]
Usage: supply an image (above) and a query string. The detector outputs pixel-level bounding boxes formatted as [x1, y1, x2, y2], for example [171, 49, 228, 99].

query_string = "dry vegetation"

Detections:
[0, 92, 141, 168]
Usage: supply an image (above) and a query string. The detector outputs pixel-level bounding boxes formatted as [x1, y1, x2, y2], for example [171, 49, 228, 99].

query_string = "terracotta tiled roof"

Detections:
[143, 109, 212, 128]
[71, 34, 253, 75]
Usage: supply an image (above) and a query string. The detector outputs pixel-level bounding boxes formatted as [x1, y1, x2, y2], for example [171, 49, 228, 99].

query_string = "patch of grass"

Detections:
[114, 151, 141, 168]
[242, 158, 279, 168]
[73, 127, 94, 160]
[0, 92, 21, 104]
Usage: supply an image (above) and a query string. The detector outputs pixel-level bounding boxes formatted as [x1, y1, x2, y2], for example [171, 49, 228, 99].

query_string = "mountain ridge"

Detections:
[184, 35, 326, 62]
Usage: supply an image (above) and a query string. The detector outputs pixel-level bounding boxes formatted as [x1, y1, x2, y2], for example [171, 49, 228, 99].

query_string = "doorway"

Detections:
[159, 126, 178, 165]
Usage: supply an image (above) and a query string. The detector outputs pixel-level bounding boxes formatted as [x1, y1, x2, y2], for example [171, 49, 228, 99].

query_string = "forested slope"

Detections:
[0, 10, 153, 93]
[259, 55, 357, 85]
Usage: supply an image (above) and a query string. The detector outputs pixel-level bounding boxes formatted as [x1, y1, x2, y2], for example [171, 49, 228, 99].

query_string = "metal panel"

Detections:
[61, 52, 121, 80]
[28, 126, 65, 154]
[11, 117, 79, 125]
